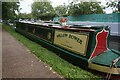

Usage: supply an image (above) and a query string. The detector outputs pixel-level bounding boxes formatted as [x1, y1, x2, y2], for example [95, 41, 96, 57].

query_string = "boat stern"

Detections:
[88, 49, 120, 75]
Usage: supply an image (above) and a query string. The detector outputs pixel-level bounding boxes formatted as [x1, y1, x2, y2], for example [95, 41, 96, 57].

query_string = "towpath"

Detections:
[2, 27, 62, 79]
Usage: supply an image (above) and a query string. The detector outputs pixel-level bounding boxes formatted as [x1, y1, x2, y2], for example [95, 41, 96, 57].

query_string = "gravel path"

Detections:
[0, 27, 2, 79]
[2, 28, 62, 78]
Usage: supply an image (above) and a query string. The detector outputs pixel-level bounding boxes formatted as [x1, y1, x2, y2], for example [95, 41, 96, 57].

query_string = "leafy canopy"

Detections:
[2, 2, 19, 20]
[31, 1, 56, 20]
[68, 2, 105, 16]
[106, 1, 120, 13]
[55, 4, 68, 17]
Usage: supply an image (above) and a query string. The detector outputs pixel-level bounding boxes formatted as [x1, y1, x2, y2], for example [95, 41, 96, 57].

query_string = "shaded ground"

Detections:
[2, 28, 62, 78]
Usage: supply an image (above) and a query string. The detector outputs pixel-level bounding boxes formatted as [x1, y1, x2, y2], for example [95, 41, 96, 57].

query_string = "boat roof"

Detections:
[18, 21, 108, 32]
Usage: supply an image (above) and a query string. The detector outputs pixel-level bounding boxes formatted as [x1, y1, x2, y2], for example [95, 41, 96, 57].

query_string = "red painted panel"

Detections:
[90, 29, 109, 60]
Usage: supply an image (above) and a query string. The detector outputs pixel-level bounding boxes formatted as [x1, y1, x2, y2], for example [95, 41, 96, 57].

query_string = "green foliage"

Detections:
[0, 1, 1, 18]
[106, 1, 120, 13]
[2, 24, 102, 79]
[31, 1, 106, 18]
[55, 4, 68, 17]
[31, 1, 56, 20]
[68, 2, 105, 16]
[118, 1, 120, 12]
[18, 13, 33, 19]
[2, 2, 20, 21]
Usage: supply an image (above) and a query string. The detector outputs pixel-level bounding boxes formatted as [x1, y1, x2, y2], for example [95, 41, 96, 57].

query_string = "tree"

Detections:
[118, 1, 120, 12]
[68, 2, 105, 16]
[18, 13, 33, 20]
[106, 1, 120, 13]
[55, 4, 68, 17]
[31, 1, 56, 20]
[0, 1, 2, 19]
[2, 2, 20, 21]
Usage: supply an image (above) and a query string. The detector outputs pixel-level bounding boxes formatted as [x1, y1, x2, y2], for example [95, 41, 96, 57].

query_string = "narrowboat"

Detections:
[15, 20, 120, 78]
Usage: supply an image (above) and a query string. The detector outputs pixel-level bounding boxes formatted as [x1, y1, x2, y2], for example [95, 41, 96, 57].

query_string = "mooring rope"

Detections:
[106, 57, 120, 80]
[106, 63, 113, 80]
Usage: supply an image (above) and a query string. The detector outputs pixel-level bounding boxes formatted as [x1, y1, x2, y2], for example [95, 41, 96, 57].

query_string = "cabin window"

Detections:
[28, 26, 34, 33]
[35, 27, 46, 38]
[34, 26, 53, 42]
[21, 26, 25, 30]
[25, 26, 28, 32]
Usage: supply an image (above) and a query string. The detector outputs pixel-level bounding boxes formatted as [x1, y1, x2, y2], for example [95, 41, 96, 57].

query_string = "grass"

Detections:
[0, 23, 2, 27]
[2, 24, 103, 79]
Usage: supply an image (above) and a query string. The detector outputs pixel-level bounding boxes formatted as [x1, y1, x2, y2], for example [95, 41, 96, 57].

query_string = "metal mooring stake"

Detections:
[106, 57, 120, 80]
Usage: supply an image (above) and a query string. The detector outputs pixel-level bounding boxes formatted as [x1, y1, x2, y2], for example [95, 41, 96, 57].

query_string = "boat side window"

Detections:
[16, 22, 21, 29]
[34, 27, 39, 36]
[34, 27, 45, 38]
[25, 26, 28, 32]
[21, 24, 26, 30]
[28, 25, 34, 33]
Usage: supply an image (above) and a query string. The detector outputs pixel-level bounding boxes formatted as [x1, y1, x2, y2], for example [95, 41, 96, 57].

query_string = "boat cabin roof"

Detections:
[18, 21, 108, 32]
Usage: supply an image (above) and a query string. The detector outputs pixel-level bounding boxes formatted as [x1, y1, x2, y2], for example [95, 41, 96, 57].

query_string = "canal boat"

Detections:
[15, 20, 120, 78]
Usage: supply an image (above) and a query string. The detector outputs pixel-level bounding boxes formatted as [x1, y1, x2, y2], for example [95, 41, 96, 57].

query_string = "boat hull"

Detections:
[15, 22, 120, 77]
[15, 29, 88, 67]
[88, 62, 120, 75]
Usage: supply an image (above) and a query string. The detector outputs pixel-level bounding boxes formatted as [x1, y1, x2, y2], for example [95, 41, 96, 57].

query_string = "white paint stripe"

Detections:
[88, 62, 120, 75]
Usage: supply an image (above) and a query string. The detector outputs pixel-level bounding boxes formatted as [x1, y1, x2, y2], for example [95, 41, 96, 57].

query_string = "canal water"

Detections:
[109, 36, 120, 51]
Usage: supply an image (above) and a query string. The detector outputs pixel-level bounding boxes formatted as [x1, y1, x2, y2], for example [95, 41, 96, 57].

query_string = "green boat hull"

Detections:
[89, 49, 120, 75]
[15, 29, 88, 67]
[15, 22, 120, 75]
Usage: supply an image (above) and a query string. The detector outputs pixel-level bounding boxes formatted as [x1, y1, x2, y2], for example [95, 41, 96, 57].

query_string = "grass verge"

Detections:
[2, 24, 102, 79]
[0, 23, 2, 27]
